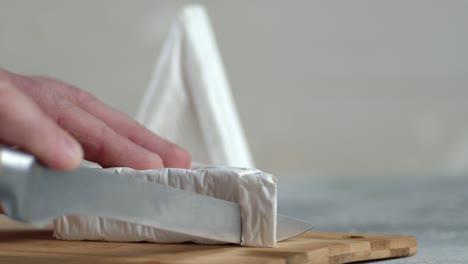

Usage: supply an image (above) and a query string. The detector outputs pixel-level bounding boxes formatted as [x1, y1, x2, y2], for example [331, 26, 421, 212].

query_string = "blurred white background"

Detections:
[1, 0, 467, 177]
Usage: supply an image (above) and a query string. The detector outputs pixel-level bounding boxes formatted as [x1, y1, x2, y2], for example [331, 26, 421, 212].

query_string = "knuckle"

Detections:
[0, 79, 22, 111]
[17, 75, 39, 91]
[26, 77, 95, 112]
[68, 86, 97, 106]
[0, 70, 39, 95]
[91, 125, 113, 156]
[0, 72, 15, 94]
[54, 101, 77, 127]
[8, 75, 61, 117]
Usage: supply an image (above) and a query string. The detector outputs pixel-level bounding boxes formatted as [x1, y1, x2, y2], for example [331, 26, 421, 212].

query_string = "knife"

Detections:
[0, 147, 312, 244]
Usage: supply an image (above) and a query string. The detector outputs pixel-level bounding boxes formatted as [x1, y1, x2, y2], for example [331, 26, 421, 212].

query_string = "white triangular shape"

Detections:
[136, 5, 254, 168]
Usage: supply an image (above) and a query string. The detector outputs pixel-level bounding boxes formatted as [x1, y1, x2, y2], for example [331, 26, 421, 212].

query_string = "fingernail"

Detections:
[61, 135, 83, 168]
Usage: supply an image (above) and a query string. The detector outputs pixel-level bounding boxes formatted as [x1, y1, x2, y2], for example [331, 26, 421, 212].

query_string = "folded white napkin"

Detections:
[53, 5, 277, 247]
[136, 5, 254, 168]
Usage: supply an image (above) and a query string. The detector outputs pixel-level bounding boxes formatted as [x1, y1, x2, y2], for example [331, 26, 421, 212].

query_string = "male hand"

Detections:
[0, 68, 191, 171]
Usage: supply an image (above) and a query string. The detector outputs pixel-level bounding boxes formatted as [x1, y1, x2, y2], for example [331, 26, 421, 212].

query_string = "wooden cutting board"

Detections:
[0, 218, 416, 264]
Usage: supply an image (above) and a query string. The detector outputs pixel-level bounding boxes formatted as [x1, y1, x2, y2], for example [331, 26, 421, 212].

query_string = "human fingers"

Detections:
[53, 103, 164, 169]
[9, 73, 165, 169]
[73, 90, 191, 168]
[0, 77, 83, 171]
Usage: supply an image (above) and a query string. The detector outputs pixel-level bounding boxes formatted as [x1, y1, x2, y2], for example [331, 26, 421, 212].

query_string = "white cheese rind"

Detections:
[53, 166, 277, 247]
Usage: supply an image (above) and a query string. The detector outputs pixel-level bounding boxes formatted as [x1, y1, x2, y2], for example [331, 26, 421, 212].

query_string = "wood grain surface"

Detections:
[0, 218, 417, 264]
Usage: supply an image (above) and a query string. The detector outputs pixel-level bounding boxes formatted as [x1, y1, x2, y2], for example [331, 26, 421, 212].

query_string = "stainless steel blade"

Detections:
[0, 147, 312, 244]
[276, 214, 313, 241]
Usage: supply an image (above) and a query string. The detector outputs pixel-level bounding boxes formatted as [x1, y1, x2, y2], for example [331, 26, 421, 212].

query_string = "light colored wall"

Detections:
[1, 0, 467, 177]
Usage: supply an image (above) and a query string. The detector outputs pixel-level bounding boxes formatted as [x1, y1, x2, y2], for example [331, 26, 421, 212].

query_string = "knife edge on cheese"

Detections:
[1, 147, 312, 247]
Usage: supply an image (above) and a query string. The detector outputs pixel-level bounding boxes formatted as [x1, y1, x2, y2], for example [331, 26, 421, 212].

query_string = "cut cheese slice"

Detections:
[53, 166, 277, 247]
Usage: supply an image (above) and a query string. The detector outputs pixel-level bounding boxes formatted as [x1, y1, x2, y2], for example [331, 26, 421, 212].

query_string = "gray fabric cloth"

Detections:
[278, 174, 468, 263]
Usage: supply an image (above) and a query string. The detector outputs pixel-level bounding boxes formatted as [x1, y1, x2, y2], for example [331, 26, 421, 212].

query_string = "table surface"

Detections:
[277, 173, 468, 264]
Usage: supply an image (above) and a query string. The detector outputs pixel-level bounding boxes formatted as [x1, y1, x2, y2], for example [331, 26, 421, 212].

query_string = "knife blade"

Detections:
[0, 147, 312, 244]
